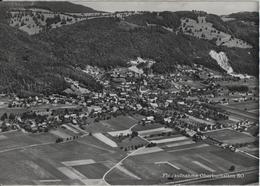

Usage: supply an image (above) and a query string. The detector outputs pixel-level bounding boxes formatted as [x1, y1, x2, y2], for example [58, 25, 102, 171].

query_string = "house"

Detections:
[150, 102, 158, 109]
[141, 116, 155, 124]
[128, 66, 144, 75]
[164, 117, 171, 123]
[89, 106, 102, 114]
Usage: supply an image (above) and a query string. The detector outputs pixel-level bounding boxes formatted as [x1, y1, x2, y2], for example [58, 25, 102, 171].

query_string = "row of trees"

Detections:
[1, 113, 15, 121]
[55, 135, 79, 143]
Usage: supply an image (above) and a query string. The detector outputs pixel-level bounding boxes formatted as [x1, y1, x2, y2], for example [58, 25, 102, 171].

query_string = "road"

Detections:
[102, 121, 146, 185]
[102, 146, 145, 185]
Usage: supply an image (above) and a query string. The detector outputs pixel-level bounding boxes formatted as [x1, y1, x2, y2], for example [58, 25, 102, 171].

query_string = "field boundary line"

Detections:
[237, 149, 259, 160]
[168, 144, 209, 152]
[0, 142, 54, 154]
[155, 161, 180, 170]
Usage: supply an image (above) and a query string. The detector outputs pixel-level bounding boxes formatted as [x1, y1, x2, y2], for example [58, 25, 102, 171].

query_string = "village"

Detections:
[0, 57, 258, 147]
[0, 57, 258, 185]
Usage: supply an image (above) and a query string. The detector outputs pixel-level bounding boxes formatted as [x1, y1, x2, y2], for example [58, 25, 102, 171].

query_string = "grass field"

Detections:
[218, 79, 258, 89]
[239, 144, 259, 157]
[0, 114, 258, 185]
[178, 80, 206, 89]
[138, 127, 173, 137]
[205, 129, 256, 145]
[84, 115, 139, 133]
[132, 123, 165, 132]
[0, 131, 57, 152]
[219, 104, 258, 122]
[145, 133, 183, 141]
[228, 101, 258, 111]
[0, 130, 128, 185]
[105, 139, 258, 185]
[117, 136, 148, 149]
[73, 162, 109, 179]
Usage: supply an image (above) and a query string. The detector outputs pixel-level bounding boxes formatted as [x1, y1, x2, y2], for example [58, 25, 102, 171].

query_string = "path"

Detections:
[102, 146, 146, 185]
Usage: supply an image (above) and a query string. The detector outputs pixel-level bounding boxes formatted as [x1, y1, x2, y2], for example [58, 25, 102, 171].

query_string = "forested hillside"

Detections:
[0, 1, 98, 13]
[36, 15, 258, 76]
[0, 1, 258, 95]
[0, 23, 102, 95]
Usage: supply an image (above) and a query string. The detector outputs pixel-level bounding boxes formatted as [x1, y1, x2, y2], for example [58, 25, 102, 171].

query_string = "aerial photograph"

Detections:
[0, 0, 259, 185]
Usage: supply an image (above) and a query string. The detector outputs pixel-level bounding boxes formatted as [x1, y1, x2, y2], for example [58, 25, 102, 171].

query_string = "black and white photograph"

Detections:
[0, 0, 259, 185]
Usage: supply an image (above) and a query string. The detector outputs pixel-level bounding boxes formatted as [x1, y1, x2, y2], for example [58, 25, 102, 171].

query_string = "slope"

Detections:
[0, 1, 98, 13]
[0, 23, 102, 95]
[36, 15, 258, 76]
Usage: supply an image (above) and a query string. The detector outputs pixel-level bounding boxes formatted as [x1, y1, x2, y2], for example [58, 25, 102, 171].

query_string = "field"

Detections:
[137, 127, 173, 137]
[104, 125, 258, 185]
[228, 101, 258, 112]
[217, 79, 258, 89]
[0, 131, 57, 152]
[84, 115, 139, 133]
[239, 143, 259, 157]
[0, 115, 258, 185]
[132, 123, 165, 131]
[223, 101, 259, 120]
[105, 140, 258, 185]
[205, 129, 256, 145]
[178, 80, 206, 89]
[219, 104, 258, 122]
[0, 131, 126, 185]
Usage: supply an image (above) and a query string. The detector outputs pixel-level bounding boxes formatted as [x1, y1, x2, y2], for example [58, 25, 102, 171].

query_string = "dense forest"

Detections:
[0, 23, 102, 95]
[0, 1, 98, 13]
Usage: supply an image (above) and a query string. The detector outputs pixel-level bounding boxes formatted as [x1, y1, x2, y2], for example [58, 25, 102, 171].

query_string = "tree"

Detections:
[56, 138, 63, 143]
[131, 131, 139, 138]
[229, 165, 235, 172]
[1, 113, 8, 121]
[61, 18, 67, 25]
[9, 113, 15, 120]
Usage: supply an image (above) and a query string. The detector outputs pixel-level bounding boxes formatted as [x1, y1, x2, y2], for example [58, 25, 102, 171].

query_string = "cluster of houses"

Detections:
[0, 62, 257, 142]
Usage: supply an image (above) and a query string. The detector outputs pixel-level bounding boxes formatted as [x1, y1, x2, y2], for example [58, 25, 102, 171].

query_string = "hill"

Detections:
[124, 11, 257, 48]
[0, 23, 102, 96]
[0, 1, 98, 13]
[36, 13, 258, 76]
[0, 9, 258, 95]
[0, 1, 104, 34]
[222, 12, 259, 48]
